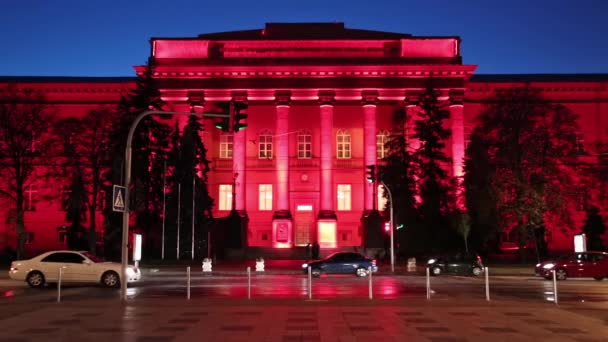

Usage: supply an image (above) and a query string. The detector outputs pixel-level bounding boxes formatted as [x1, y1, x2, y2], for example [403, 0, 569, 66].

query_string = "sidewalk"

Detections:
[0, 296, 606, 341]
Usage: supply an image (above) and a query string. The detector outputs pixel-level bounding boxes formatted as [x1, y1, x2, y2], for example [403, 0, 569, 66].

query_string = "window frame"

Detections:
[336, 129, 351, 159]
[337, 184, 352, 211]
[258, 131, 273, 159]
[219, 134, 234, 159]
[218, 184, 233, 211]
[376, 130, 389, 160]
[297, 131, 312, 159]
[258, 184, 273, 211]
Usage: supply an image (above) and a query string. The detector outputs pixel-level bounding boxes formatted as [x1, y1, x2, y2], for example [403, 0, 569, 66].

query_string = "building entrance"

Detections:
[294, 204, 314, 246]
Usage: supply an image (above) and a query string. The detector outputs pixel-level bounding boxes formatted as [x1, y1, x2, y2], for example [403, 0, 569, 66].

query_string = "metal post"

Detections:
[426, 267, 430, 300]
[120, 110, 230, 301]
[381, 181, 395, 273]
[553, 269, 558, 305]
[161, 160, 166, 260]
[177, 183, 181, 259]
[308, 266, 312, 300]
[485, 267, 490, 301]
[187, 266, 191, 300]
[57, 267, 63, 303]
[191, 176, 195, 260]
[247, 266, 251, 300]
[368, 266, 373, 300]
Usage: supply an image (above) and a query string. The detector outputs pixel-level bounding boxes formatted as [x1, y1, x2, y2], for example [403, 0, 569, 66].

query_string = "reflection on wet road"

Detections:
[2, 271, 608, 304]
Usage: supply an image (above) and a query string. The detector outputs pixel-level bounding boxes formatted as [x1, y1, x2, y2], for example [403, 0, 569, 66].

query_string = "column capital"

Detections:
[449, 90, 465, 106]
[275, 91, 291, 106]
[231, 91, 248, 103]
[188, 91, 205, 110]
[404, 91, 422, 106]
[318, 91, 335, 106]
[362, 91, 378, 106]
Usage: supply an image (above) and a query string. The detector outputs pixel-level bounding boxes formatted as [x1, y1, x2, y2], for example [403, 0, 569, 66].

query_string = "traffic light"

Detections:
[365, 165, 376, 183]
[214, 117, 230, 132]
[232, 102, 248, 132]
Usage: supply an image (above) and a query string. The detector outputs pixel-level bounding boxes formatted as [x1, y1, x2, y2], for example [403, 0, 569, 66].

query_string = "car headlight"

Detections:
[301, 263, 308, 269]
[126, 267, 137, 277]
[542, 263, 555, 269]
[427, 259, 436, 264]
[536, 263, 541, 268]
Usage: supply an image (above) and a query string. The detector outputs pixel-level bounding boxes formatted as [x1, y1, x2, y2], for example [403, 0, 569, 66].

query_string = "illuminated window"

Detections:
[259, 184, 273, 211]
[219, 134, 233, 159]
[378, 185, 388, 211]
[376, 130, 389, 159]
[297, 131, 312, 159]
[218, 184, 232, 210]
[25, 184, 38, 211]
[337, 184, 352, 211]
[336, 129, 351, 159]
[259, 131, 273, 159]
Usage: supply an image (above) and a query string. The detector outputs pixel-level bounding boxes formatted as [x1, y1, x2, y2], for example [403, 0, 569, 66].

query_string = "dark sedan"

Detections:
[301, 252, 378, 277]
[427, 253, 484, 276]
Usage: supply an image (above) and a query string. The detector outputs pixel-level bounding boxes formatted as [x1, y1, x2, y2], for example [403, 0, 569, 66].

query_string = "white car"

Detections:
[8, 250, 141, 288]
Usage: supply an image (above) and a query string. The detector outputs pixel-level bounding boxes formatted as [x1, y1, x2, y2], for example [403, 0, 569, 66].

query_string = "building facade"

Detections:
[1, 23, 608, 256]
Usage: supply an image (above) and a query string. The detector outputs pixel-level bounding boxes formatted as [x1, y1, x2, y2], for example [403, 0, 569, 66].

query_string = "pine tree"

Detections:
[379, 106, 419, 254]
[411, 85, 454, 252]
[581, 206, 606, 251]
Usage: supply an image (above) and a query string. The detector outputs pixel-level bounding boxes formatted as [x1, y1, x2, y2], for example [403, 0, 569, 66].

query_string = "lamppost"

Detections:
[120, 110, 228, 302]
[380, 181, 395, 273]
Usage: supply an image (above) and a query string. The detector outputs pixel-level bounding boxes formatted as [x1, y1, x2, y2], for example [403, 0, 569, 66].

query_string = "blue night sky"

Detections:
[1, 0, 606, 77]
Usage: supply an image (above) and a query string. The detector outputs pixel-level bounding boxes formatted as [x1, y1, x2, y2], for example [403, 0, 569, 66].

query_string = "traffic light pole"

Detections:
[121, 110, 229, 302]
[380, 181, 395, 273]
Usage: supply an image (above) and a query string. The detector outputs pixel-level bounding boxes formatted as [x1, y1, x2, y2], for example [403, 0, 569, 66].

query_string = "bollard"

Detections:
[426, 267, 430, 300]
[485, 267, 490, 301]
[57, 267, 63, 303]
[368, 266, 373, 300]
[187, 266, 191, 300]
[247, 267, 251, 300]
[553, 269, 558, 305]
[308, 266, 312, 300]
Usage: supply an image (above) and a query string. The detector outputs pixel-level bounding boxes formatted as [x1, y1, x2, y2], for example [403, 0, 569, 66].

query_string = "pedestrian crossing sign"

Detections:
[112, 185, 126, 212]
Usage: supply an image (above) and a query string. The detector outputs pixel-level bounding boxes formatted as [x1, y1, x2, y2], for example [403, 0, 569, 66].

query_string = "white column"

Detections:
[319, 94, 334, 213]
[450, 101, 465, 179]
[275, 96, 290, 212]
[363, 95, 377, 211]
[233, 99, 247, 211]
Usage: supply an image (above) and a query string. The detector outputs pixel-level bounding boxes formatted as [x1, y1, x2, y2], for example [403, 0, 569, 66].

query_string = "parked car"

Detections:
[427, 253, 484, 276]
[8, 250, 141, 288]
[301, 252, 378, 277]
[535, 251, 608, 280]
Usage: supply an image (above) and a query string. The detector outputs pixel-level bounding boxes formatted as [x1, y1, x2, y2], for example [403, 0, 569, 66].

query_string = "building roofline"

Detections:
[470, 74, 608, 82]
[0, 76, 136, 83]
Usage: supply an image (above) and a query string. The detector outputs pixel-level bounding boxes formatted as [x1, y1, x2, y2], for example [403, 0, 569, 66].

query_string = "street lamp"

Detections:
[380, 181, 395, 273]
[120, 110, 228, 301]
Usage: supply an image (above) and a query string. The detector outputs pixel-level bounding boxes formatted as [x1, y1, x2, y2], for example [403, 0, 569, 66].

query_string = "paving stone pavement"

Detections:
[0, 298, 606, 342]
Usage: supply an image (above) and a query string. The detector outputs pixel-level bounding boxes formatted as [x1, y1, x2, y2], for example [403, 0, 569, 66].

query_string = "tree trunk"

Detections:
[88, 206, 97, 254]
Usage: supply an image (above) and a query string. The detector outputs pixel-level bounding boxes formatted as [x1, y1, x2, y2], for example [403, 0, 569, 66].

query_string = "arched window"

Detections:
[336, 129, 351, 159]
[297, 130, 312, 159]
[258, 130, 273, 159]
[376, 130, 389, 159]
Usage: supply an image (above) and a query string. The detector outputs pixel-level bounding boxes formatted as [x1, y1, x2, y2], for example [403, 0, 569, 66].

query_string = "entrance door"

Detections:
[294, 204, 314, 246]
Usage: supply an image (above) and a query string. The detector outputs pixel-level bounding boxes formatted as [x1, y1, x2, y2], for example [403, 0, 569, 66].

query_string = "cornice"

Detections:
[148, 65, 476, 80]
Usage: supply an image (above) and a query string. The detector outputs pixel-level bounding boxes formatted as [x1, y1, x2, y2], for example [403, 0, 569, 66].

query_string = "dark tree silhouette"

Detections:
[581, 206, 606, 251]
[0, 86, 55, 259]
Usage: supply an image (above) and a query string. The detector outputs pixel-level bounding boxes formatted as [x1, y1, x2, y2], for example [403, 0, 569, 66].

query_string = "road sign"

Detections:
[113, 185, 126, 212]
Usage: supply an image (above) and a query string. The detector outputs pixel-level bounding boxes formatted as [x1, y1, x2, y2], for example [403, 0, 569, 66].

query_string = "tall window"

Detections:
[219, 134, 233, 159]
[258, 130, 273, 159]
[337, 184, 352, 211]
[297, 131, 312, 159]
[336, 129, 351, 159]
[376, 130, 389, 160]
[258, 184, 273, 211]
[25, 184, 38, 211]
[378, 185, 388, 211]
[218, 184, 232, 211]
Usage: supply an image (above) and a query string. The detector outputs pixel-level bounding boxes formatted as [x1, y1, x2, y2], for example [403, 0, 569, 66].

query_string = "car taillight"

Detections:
[9, 266, 17, 272]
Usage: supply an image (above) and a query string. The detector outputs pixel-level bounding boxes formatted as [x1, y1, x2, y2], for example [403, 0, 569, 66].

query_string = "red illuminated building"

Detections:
[1, 23, 607, 256]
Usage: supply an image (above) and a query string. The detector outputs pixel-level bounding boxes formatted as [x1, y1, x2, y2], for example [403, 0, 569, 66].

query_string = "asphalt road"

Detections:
[2, 269, 607, 305]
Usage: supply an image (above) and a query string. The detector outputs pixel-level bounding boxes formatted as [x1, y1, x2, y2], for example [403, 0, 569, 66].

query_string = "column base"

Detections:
[317, 210, 337, 220]
[272, 209, 292, 220]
